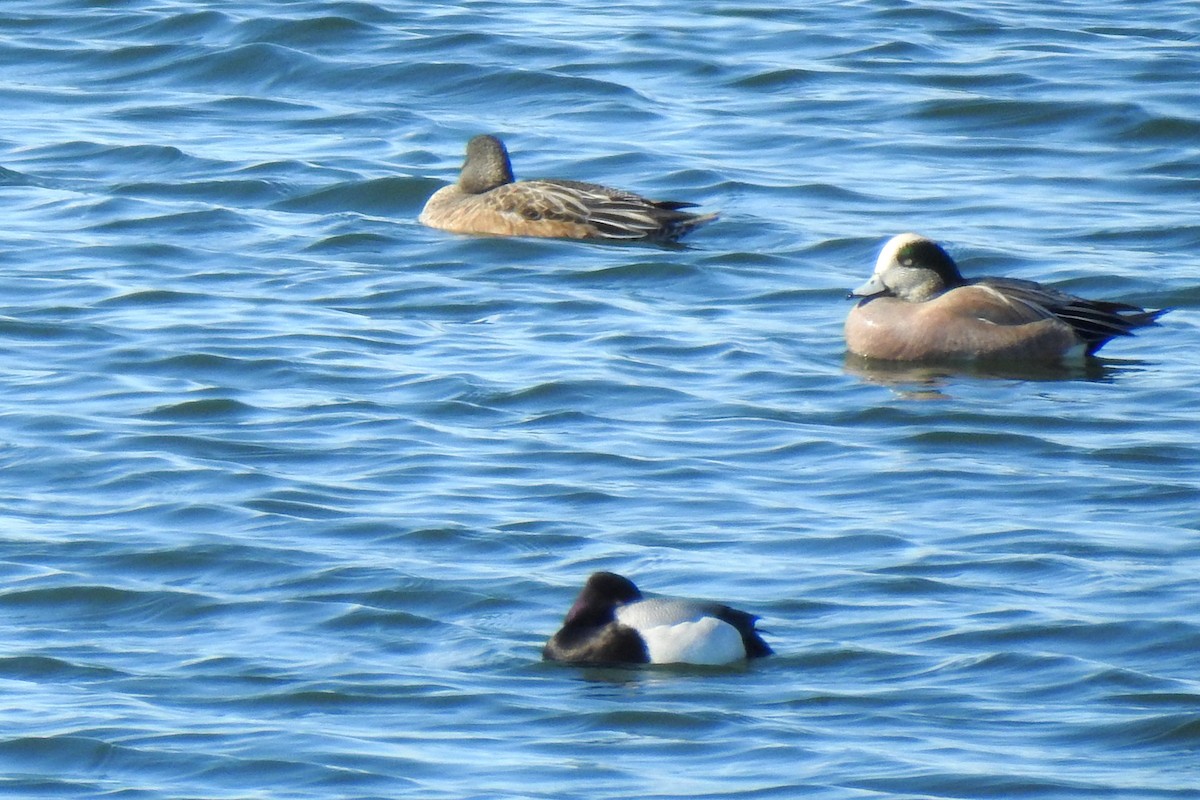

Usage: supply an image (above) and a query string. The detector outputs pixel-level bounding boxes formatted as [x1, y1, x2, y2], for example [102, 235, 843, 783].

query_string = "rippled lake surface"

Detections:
[2, 2, 1199, 798]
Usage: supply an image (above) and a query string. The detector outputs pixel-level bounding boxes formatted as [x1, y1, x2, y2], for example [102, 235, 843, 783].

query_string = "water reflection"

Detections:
[844, 353, 1121, 399]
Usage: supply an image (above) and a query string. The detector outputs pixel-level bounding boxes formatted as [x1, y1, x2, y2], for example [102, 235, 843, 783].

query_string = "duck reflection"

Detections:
[844, 352, 1122, 399]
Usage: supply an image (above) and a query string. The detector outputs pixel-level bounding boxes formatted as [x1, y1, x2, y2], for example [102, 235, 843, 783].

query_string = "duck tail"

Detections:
[660, 210, 719, 242]
[1081, 305, 1170, 355]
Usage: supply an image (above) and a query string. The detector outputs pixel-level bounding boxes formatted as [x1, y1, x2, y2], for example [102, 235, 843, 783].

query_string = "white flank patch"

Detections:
[1062, 341, 1088, 360]
[637, 617, 745, 665]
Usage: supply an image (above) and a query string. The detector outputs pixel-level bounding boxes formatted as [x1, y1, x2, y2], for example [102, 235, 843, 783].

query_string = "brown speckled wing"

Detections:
[488, 181, 593, 226]
[509, 180, 709, 241]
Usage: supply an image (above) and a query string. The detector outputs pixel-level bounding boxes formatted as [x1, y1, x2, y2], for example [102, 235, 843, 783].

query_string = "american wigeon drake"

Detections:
[419, 135, 718, 243]
[845, 233, 1168, 362]
[543, 572, 772, 666]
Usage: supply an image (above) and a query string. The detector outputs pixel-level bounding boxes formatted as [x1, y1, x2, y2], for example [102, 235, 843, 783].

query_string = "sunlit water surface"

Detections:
[1, 2, 1198, 798]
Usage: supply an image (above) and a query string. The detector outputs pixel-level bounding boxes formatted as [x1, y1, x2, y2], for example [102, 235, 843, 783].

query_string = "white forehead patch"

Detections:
[876, 232, 927, 272]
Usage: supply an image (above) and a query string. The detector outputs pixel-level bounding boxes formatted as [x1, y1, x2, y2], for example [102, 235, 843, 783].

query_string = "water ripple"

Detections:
[1, 1, 1198, 799]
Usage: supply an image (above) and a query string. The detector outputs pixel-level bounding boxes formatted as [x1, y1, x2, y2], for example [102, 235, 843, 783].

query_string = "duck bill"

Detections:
[848, 274, 889, 299]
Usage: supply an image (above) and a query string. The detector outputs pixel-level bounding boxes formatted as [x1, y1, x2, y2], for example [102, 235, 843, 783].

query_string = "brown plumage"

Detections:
[419, 135, 718, 243]
[845, 233, 1168, 362]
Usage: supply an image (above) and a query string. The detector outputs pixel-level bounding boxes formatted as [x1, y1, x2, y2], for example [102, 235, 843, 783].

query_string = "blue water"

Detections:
[2, 2, 1198, 798]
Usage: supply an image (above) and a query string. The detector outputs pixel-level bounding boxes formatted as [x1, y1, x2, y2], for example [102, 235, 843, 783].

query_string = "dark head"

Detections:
[562, 572, 642, 627]
[850, 233, 967, 302]
[544, 572, 650, 664]
[458, 134, 515, 194]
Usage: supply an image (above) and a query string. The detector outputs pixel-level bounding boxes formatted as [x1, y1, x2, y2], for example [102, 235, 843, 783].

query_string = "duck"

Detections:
[543, 571, 772, 666]
[419, 135, 718, 243]
[845, 233, 1168, 362]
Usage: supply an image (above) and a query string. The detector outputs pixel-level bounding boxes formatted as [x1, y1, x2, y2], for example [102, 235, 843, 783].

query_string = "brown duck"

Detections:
[846, 233, 1168, 362]
[419, 135, 718, 243]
